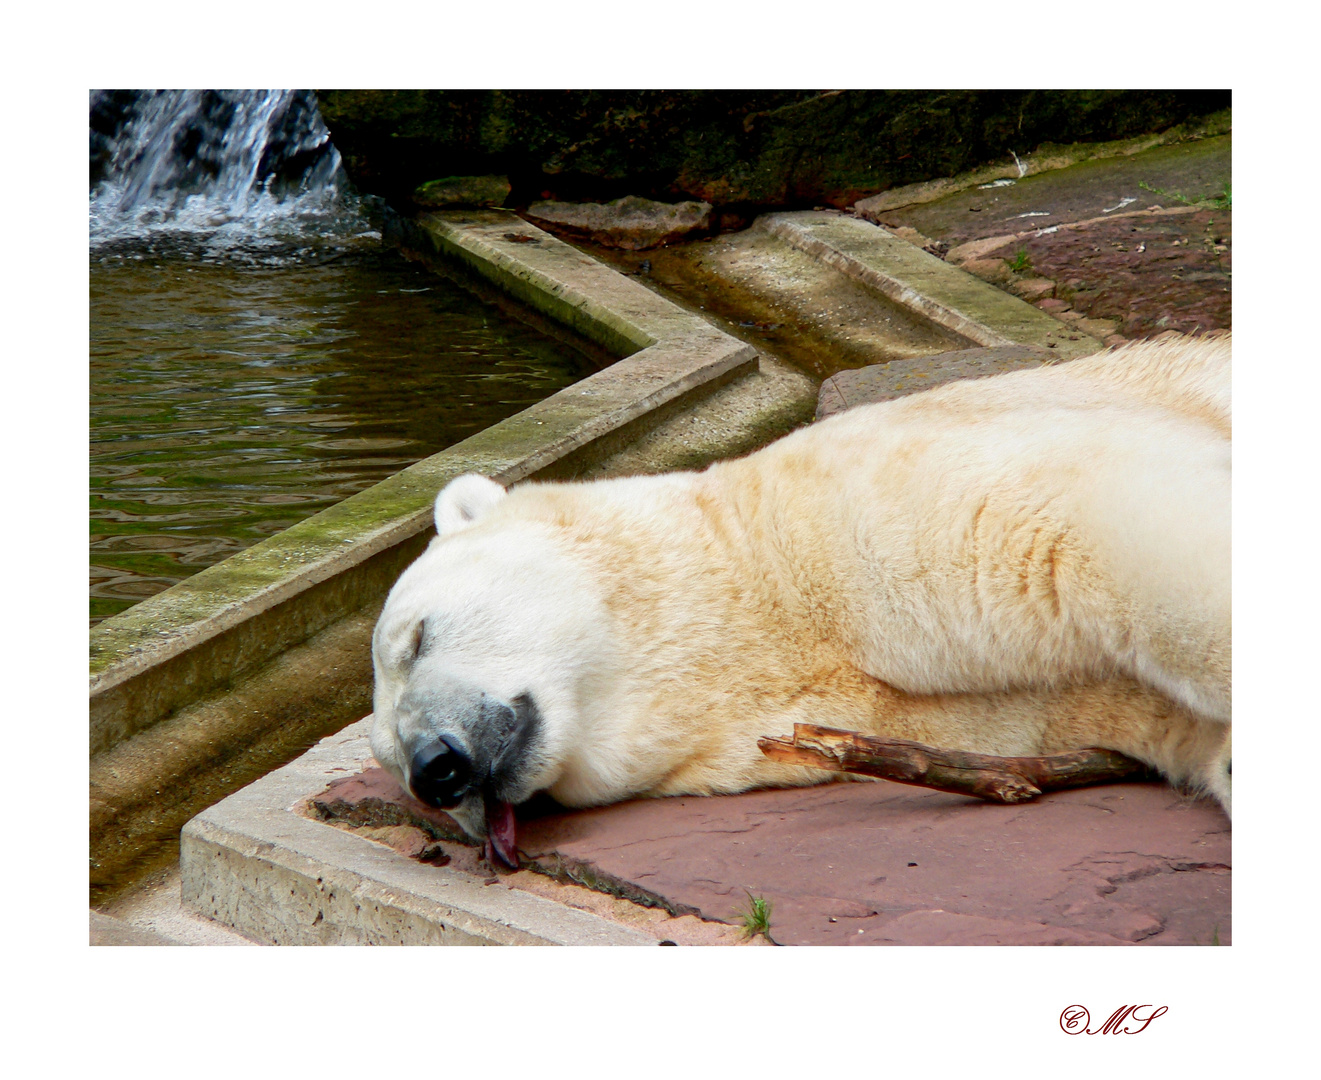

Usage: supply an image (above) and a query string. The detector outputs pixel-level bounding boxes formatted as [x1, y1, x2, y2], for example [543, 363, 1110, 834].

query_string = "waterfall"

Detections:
[89, 89, 372, 257]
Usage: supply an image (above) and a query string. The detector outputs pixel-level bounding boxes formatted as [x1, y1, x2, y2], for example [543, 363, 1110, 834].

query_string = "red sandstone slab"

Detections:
[308, 768, 1229, 946]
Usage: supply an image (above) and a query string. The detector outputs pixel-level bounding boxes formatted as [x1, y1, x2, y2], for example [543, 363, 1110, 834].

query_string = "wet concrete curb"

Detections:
[759, 212, 1102, 360]
[90, 211, 756, 887]
[180, 721, 657, 945]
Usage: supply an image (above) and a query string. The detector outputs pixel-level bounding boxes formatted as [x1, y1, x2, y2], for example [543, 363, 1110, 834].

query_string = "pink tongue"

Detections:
[484, 799, 518, 869]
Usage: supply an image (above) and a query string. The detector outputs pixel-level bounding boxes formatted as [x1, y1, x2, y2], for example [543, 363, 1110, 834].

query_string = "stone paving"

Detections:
[865, 134, 1231, 343]
[310, 765, 1230, 946]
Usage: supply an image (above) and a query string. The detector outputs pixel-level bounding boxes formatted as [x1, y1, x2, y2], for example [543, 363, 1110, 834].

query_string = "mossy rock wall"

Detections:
[316, 90, 1230, 213]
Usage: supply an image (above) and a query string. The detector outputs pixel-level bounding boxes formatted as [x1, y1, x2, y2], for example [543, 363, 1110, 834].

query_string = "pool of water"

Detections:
[90, 238, 594, 626]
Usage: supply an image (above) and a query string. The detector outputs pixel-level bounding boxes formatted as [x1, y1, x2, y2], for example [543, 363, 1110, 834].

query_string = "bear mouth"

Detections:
[478, 691, 542, 869]
[482, 793, 518, 869]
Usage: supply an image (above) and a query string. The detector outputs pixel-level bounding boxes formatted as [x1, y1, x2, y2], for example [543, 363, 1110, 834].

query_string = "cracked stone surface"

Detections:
[946, 208, 1231, 341]
[876, 135, 1230, 251]
[309, 767, 1230, 946]
[872, 134, 1230, 343]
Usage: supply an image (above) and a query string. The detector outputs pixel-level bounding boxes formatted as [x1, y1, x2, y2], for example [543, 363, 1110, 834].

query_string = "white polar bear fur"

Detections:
[371, 331, 1231, 827]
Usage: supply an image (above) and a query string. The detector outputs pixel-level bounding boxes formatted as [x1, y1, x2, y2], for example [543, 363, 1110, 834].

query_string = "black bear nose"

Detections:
[409, 738, 472, 809]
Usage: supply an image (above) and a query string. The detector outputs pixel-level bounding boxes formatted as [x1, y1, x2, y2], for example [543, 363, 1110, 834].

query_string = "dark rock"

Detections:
[315, 90, 1231, 216]
[960, 257, 1013, 284]
[1009, 277, 1057, 301]
[413, 174, 510, 208]
[91, 89, 337, 197]
[1036, 297, 1072, 313]
[525, 195, 713, 250]
[89, 89, 140, 184]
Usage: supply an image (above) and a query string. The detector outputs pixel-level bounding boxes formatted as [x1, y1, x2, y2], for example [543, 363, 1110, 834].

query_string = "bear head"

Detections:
[369, 474, 617, 867]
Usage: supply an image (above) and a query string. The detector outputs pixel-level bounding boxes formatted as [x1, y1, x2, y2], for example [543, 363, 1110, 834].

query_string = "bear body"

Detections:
[370, 332, 1231, 862]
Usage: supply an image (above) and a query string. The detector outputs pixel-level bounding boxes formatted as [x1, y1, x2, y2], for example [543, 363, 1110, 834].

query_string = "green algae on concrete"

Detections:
[91, 442, 482, 750]
[759, 212, 1102, 360]
[417, 215, 650, 357]
[90, 607, 381, 892]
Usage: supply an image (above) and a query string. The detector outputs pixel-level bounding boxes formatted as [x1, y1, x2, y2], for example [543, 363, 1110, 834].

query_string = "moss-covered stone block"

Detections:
[413, 174, 511, 208]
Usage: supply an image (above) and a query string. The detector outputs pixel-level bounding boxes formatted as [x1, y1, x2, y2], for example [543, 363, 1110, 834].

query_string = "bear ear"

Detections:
[435, 474, 507, 537]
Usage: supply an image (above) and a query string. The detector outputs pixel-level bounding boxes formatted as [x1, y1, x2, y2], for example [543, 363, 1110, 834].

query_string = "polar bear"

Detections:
[371, 332, 1231, 867]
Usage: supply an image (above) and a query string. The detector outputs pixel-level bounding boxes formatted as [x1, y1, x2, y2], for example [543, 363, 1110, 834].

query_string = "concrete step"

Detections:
[93, 869, 259, 946]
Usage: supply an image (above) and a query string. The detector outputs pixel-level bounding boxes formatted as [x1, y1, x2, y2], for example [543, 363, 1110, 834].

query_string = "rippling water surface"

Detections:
[90, 240, 593, 626]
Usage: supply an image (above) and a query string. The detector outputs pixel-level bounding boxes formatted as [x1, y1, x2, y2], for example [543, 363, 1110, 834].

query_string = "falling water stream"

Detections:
[90, 91, 593, 626]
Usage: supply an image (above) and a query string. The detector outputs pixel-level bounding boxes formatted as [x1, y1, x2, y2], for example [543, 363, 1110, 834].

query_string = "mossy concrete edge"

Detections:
[90, 212, 756, 756]
[759, 211, 1103, 361]
[413, 210, 652, 357]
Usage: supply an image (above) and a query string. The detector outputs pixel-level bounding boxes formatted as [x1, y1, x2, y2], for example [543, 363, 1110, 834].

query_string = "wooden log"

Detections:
[757, 723, 1155, 804]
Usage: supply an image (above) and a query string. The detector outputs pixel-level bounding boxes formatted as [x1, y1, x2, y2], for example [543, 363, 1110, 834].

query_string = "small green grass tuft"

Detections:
[737, 892, 773, 939]
[1138, 179, 1232, 210]
[1004, 249, 1033, 273]
[1211, 925, 1221, 946]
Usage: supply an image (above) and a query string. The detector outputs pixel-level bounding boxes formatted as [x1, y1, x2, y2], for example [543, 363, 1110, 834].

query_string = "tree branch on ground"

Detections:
[758, 723, 1155, 803]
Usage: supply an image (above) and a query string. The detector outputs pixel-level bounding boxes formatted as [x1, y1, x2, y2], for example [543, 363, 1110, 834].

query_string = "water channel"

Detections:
[90, 91, 594, 626]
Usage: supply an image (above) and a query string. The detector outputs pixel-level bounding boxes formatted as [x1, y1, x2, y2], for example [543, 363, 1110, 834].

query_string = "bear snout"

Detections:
[394, 676, 547, 811]
[409, 736, 473, 809]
